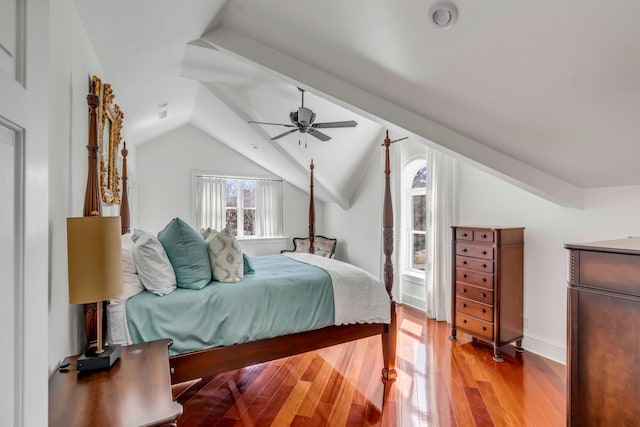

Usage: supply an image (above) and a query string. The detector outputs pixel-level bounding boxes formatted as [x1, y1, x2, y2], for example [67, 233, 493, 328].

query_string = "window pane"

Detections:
[243, 180, 256, 208]
[226, 180, 237, 207]
[412, 195, 426, 231]
[225, 209, 237, 234]
[412, 234, 426, 271]
[412, 167, 427, 189]
[244, 209, 255, 236]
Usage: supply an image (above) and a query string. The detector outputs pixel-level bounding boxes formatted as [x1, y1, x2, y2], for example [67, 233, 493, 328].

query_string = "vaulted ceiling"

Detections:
[75, 0, 640, 209]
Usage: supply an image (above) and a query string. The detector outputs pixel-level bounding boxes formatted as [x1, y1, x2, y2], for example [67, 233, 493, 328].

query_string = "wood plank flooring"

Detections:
[172, 304, 565, 426]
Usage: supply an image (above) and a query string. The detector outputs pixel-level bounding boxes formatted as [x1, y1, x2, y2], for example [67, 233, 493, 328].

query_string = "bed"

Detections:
[81, 83, 398, 385]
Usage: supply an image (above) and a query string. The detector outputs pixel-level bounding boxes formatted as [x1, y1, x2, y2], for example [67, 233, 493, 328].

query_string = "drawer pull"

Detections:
[463, 274, 468, 278]
[462, 303, 467, 307]
[481, 326, 487, 331]
[480, 309, 486, 313]
[482, 278, 487, 282]
[462, 288, 467, 293]
[462, 319, 467, 324]
[481, 234, 487, 239]
[481, 251, 487, 255]
[480, 293, 487, 298]
[462, 233, 468, 237]
[462, 248, 467, 252]
[481, 264, 487, 268]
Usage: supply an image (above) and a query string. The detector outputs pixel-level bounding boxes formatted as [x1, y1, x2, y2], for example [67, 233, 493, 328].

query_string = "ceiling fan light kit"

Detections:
[248, 87, 358, 143]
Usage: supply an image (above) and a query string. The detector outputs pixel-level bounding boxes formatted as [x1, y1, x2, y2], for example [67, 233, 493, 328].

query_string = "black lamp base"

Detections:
[77, 344, 121, 371]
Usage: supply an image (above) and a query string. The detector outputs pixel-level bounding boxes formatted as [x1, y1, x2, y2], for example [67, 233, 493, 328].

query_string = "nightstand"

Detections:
[49, 339, 182, 427]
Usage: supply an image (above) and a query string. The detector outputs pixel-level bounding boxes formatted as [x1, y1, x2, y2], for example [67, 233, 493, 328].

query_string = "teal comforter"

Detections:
[126, 254, 335, 356]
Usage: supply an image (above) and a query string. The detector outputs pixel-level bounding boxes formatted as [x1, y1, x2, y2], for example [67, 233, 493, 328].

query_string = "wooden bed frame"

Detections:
[82, 85, 397, 385]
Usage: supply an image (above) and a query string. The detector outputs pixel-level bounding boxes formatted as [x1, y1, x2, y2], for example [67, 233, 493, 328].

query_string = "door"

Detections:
[0, 121, 20, 427]
[0, 0, 49, 426]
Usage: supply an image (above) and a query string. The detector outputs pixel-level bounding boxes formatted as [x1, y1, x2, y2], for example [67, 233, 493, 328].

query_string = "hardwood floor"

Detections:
[172, 304, 565, 426]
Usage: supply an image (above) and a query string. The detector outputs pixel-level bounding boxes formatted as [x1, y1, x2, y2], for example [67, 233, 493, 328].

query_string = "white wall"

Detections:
[48, 0, 105, 370]
[459, 163, 640, 363]
[324, 149, 383, 274]
[135, 124, 320, 255]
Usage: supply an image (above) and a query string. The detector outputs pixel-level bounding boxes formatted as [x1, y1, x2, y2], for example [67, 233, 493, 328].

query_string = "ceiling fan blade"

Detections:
[248, 120, 296, 127]
[312, 120, 358, 129]
[307, 128, 331, 141]
[271, 128, 299, 140]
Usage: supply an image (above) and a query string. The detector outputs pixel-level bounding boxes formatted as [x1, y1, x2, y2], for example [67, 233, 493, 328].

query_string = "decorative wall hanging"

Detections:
[94, 75, 123, 205]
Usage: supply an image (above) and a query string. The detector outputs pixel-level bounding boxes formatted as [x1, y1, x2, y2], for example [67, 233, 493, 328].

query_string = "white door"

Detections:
[0, 123, 19, 427]
[0, 0, 49, 426]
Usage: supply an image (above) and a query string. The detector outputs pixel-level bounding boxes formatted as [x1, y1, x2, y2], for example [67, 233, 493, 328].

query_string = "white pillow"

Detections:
[110, 233, 144, 304]
[121, 233, 137, 274]
[206, 228, 244, 283]
[132, 229, 177, 296]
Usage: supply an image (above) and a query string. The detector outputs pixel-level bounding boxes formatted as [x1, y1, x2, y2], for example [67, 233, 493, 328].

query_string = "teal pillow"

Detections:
[243, 254, 255, 274]
[158, 218, 212, 289]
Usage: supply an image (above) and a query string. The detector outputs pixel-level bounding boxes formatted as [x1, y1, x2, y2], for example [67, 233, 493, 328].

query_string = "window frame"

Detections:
[402, 159, 430, 277]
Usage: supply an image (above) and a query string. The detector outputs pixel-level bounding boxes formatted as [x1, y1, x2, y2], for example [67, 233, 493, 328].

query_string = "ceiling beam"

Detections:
[201, 26, 583, 208]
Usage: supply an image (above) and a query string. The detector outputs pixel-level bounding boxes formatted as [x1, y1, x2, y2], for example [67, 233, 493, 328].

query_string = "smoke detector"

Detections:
[429, 2, 458, 30]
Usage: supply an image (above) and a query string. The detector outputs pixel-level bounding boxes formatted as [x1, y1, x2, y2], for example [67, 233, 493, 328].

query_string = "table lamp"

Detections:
[66, 215, 123, 371]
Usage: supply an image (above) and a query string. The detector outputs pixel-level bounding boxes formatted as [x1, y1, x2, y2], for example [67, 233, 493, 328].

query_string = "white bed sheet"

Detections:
[107, 301, 133, 346]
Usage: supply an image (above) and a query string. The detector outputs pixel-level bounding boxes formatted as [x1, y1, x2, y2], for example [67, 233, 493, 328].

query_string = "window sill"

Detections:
[402, 271, 426, 286]
[236, 236, 288, 245]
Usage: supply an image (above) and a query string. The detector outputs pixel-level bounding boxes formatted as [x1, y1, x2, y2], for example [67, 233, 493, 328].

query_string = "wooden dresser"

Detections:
[449, 226, 524, 362]
[564, 237, 640, 426]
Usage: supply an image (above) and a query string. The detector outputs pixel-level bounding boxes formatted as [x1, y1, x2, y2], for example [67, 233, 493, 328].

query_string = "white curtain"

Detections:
[195, 176, 226, 231]
[256, 180, 283, 237]
[425, 148, 458, 322]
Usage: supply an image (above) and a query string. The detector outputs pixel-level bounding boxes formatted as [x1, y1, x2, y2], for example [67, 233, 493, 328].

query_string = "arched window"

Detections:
[405, 161, 428, 272]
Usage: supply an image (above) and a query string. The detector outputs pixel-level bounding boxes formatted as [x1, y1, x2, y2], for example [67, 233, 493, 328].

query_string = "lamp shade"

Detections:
[66, 216, 123, 304]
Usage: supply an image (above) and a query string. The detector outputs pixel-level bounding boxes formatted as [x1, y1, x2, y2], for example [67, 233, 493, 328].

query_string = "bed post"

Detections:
[82, 78, 103, 351]
[120, 141, 130, 234]
[308, 159, 315, 254]
[381, 130, 398, 382]
[83, 78, 102, 217]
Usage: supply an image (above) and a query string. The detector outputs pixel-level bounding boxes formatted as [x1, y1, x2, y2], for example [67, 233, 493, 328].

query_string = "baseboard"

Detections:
[400, 294, 426, 311]
[522, 332, 566, 365]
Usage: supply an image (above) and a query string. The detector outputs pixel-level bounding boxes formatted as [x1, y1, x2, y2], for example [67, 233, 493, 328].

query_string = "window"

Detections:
[225, 179, 256, 236]
[194, 174, 283, 238]
[404, 161, 428, 272]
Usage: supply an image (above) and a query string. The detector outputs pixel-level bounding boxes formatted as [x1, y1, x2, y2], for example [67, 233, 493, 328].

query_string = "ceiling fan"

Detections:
[248, 88, 358, 142]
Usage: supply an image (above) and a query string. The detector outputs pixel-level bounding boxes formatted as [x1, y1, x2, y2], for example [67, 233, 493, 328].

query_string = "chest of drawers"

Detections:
[564, 238, 640, 426]
[449, 226, 524, 362]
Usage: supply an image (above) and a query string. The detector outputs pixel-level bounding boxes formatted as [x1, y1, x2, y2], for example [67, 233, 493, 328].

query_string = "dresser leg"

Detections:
[515, 339, 525, 352]
[492, 346, 504, 362]
[449, 327, 457, 341]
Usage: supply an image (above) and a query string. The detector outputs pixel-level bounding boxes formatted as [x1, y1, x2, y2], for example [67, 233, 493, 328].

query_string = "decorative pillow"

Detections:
[132, 229, 177, 296]
[200, 227, 215, 239]
[243, 253, 255, 274]
[206, 227, 244, 283]
[158, 218, 212, 290]
[111, 233, 144, 304]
